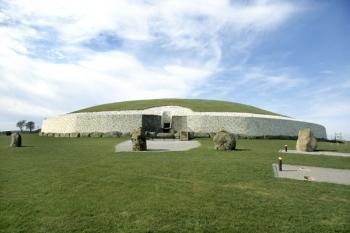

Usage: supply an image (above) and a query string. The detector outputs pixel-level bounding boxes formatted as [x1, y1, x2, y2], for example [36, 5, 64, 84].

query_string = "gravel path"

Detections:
[278, 149, 350, 157]
[272, 164, 350, 185]
[115, 139, 200, 152]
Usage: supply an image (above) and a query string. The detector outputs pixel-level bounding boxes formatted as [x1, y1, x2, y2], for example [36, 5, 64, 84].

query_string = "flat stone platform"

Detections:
[278, 150, 350, 157]
[272, 164, 350, 186]
[115, 139, 200, 152]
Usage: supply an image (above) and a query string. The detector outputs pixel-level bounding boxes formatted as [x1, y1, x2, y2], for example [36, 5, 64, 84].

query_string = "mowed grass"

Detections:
[74, 98, 283, 116]
[1, 135, 349, 233]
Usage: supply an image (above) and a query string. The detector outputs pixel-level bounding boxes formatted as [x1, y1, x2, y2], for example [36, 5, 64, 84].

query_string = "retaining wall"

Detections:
[185, 115, 326, 138]
[41, 107, 327, 139]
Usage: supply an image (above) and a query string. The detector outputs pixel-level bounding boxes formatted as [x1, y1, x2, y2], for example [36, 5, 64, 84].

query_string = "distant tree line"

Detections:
[16, 120, 36, 132]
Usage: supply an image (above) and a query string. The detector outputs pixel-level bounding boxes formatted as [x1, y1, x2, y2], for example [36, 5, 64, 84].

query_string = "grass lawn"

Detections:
[1, 135, 349, 233]
[74, 98, 283, 116]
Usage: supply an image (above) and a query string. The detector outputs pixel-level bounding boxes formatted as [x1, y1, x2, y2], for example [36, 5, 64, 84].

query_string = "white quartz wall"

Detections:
[41, 114, 78, 133]
[41, 107, 327, 138]
[42, 112, 143, 133]
[186, 115, 327, 138]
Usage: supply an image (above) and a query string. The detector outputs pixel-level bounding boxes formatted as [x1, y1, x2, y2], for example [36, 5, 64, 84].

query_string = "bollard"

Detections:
[284, 144, 288, 152]
[278, 157, 283, 171]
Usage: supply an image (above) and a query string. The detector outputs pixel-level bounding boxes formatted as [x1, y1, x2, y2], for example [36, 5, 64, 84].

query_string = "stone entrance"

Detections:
[161, 111, 172, 133]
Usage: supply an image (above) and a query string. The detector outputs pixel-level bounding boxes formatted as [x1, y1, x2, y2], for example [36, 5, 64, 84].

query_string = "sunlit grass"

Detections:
[0, 135, 349, 233]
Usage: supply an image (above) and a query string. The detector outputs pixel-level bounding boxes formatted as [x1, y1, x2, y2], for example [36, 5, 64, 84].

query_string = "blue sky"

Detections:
[0, 0, 349, 139]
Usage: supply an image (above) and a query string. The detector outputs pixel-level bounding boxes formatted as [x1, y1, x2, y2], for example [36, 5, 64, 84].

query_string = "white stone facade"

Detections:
[41, 106, 327, 138]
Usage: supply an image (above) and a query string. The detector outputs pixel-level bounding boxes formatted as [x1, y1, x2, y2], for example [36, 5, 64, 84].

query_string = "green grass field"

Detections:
[74, 99, 283, 116]
[1, 135, 349, 233]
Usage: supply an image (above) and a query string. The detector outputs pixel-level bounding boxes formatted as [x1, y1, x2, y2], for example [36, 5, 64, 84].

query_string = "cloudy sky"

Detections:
[0, 0, 349, 139]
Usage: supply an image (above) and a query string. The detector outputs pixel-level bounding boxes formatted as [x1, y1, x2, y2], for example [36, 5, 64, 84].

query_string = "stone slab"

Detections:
[115, 139, 200, 152]
[272, 164, 350, 186]
[279, 150, 350, 157]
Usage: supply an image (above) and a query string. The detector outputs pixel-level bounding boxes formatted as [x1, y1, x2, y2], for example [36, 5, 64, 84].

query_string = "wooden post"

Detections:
[278, 157, 282, 171]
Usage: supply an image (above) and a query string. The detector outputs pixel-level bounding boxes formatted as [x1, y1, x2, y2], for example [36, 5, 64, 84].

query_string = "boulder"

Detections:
[213, 130, 236, 151]
[296, 128, 317, 152]
[10, 133, 22, 147]
[131, 127, 147, 151]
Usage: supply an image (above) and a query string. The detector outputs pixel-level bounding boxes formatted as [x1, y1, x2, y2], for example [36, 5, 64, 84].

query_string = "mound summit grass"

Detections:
[74, 98, 283, 116]
[1, 135, 349, 232]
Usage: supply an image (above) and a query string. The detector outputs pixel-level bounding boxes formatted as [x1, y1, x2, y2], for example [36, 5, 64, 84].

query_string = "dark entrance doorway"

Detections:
[163, 123, 171, 132]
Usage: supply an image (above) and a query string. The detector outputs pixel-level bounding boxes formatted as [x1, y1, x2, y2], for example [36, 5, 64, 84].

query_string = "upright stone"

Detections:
[180, 131, 189, 141]
[131, 127, 147, 151]
[213, 130, 236, 151]
[10, 133, 22, 147]
[296, 128, 317, 152]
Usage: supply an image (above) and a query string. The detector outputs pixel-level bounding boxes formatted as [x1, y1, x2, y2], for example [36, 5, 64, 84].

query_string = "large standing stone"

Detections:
[131, 127, 147, 151]
[213, 130, 236, 151]
[10, 133, 22, 147]
[296, 128, 317, 152]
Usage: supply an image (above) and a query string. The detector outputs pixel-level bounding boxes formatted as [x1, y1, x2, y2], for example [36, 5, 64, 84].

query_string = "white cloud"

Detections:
[0, 0, 300, 130]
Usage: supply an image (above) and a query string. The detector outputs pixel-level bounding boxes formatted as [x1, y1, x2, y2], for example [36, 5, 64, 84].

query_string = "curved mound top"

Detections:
[74, 99, 284, 116]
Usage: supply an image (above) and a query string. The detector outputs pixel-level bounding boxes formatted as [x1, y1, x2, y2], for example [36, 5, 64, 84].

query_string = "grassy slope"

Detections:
[1, 135, 349, 233]
[74, 99, 283, 116]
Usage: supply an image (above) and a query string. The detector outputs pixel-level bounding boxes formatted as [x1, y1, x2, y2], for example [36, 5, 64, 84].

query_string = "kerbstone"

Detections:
[102, 131, 122, 138]
[70, 133, 80, 138]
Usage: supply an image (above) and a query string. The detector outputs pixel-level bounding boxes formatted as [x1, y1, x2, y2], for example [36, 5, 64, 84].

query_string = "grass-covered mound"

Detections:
[74, 99, 283, 116]
[1, 135, 349, 232]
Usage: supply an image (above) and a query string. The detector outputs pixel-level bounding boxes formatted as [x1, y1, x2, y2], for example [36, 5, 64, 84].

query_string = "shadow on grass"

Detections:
[235, 148, 250, 151]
